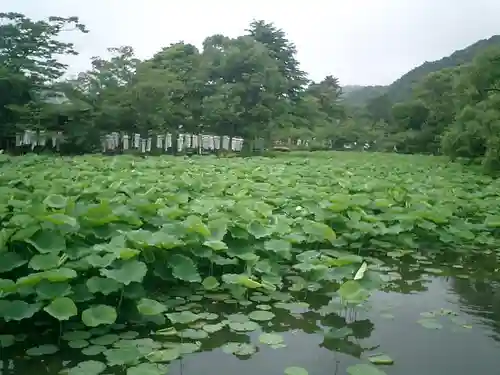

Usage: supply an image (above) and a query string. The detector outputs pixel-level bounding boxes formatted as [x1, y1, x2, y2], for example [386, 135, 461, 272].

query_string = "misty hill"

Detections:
[342, 35, 500, 106]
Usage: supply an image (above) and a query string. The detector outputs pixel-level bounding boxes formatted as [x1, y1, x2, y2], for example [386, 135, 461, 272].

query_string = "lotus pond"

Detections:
[1, 152, 500, 375]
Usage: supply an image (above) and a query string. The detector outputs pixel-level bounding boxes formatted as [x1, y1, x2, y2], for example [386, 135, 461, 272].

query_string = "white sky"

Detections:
[3, 0, 500, 85]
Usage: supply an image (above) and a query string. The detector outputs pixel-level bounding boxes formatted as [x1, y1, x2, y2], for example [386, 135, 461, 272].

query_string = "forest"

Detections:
[1, 12, 500, 170]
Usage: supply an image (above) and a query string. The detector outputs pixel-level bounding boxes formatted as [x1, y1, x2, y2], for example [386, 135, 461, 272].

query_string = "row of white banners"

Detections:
[15, 131, 246, 152]
[102, 133, 245, 152]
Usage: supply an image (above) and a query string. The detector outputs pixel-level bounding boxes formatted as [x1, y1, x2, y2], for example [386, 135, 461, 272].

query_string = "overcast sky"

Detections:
[4, 0, 500, 86]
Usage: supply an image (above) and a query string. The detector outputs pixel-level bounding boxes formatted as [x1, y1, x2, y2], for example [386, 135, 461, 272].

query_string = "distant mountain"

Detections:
[341, 85, 387, 107]
[342, 35, 500, 107]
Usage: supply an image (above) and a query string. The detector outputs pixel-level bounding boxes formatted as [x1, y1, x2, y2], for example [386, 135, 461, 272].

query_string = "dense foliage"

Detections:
[346, 38, 500, 171]
[0, 13, 346, 154]
[2, 11, 500, 170]
[1, 151, 499, 373]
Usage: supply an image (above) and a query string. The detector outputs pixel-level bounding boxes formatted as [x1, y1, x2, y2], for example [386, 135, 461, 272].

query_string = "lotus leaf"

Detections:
[137, 298, 167, 316]
[82, 305, 117, 327]
[1, 300, 40, 321]
[259, 333, 284, 345]
[101, 260, 147, 285]
[146, 348, 180, 362]
[86, 276, 121, 295]
[62, 330, 92, 341]
[178, 328, 208, 339]
[82, 345, 107, 356]
[25, 230, 66, 254]
[66, 360, 107, 375]
[127, 363, 168, 375]
[169, 254, 201, 282]
[91, 334, 120, 346]
[0, 334, 15, 348]
[44, 297, 78, 321]
[43, 194, 68, 209]
[202, 276, 220, 290]
[104, 346, 142, 366]
[0, 252, 27, 272]
[284, 367, 309, 375]
[68, 339, 89, 349]
[248, 310, 275, 321]
[167, 311, 200, 324]
[368, 354, 394, 365]
[222, 342, 257, 356]
[26, 344, 59, 356]
[229, 321, 260, 332]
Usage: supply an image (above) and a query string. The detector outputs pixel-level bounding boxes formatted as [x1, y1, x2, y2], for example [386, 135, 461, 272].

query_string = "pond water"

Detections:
[2, 252, 500, 375]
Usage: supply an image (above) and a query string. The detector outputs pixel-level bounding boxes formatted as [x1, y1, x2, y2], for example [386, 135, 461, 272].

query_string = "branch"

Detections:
[485, 88, 500, 92]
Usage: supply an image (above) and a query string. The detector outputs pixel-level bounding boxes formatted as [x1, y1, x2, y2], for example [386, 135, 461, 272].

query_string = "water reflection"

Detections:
[2, 253, 500, 375]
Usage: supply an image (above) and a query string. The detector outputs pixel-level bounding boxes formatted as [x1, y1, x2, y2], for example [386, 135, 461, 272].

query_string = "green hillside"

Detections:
[342, 35, 500, 106]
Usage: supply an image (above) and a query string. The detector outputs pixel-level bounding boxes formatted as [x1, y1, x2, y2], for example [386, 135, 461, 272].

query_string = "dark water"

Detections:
[3, 254, 500, 375]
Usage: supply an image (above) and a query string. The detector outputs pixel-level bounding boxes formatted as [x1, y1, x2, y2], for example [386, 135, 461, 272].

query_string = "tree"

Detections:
[247, 20, 307, 99]
[0, 12, 88, 147]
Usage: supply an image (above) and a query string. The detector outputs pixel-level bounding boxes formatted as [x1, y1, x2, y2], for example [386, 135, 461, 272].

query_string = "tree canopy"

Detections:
[1, 12, 500, 171]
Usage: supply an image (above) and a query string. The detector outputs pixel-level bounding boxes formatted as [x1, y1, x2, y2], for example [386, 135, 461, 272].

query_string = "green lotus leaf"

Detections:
[127, 363, 168, 375]
[82, 305, 117, 327]
[222, 342, 256, 356]
[228, 320, 257, 332]
[68, 339, 89, 349]
[338, 280, 370, 303]
[26, 344, 59, 356]
[67, 360, 107, 375]
[259, 333, 284, 345]
[43, 268, 78, 282]
[119, 331, 139, 339]
[25, 230, 66, 254]
[82, 345, 107, 356]
[44, 297, 78, 321]
[202, 276, 220, 290]
[227, 313, 249, 323]
[284, 367, 309, 375]
[90, 334, 120, 346]
[85, 253, 117, 268]
[29, 253, 60, 271]
[302, 221, 336, 243]
[247, 221, 273, 238]
[264, 239, 292, 254]
[1, 300, 40, 321]
[0, 334, 15, 348]
[167, 311, 200, 324]
[203, 240, 228, 251]
[41, 213, 78, 228]
[146, 348, 180, 362]
[324, 326, 353, 340]
[178, 329, 208, 339]
[62, 330, 92, 341]
[86, 276, 122, 295]
[178, 341, 202, 354]
[347, 364, 388, 375]
[104, 346, 142, 366]
[368, 353, 394, 365]
[0, 251, 27, 273]
[137, 298, 167, 316]
[43, 194, 68, 209]
[169, 254, 201, 282]
[202, 322, 225, 333]
[183, 215, 210, 237]
[101, 260, 147, 285]
[248, 310, 275, 321]
[36, 280, 72, 300]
